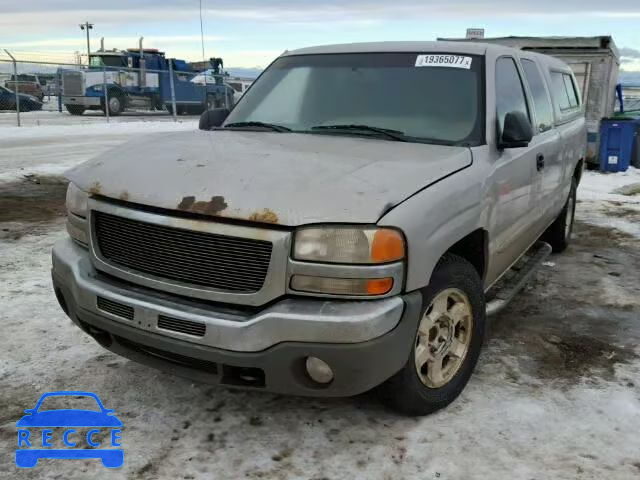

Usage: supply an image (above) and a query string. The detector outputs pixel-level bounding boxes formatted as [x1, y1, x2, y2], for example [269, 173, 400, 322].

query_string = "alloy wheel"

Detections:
[415, 288, 474, 388]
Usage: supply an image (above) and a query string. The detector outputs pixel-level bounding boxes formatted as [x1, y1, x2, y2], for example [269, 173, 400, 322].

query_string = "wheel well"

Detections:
[574, 159, 584, 185]
[445, 229, 487, 281]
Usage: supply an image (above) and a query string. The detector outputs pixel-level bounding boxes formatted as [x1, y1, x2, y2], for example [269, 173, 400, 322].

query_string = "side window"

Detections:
[563, 74, 579, 108]
[551, 72, 579, 112]
[495, 57, 530, 133]
[521, 59, 554, 132]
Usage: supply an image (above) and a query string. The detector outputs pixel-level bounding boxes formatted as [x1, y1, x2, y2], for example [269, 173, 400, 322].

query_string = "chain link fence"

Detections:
[0, 50, 247, 127]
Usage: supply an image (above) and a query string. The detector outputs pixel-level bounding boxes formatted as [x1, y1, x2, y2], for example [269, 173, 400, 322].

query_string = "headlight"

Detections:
[293, 227, 405, 264]
[65, 183, 89, 246]
[66, 182, 88, 218]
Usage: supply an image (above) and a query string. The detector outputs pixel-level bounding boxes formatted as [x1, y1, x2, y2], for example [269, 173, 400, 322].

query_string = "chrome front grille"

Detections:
[93, 211, 273, 293]
[62, 71, 84, 96]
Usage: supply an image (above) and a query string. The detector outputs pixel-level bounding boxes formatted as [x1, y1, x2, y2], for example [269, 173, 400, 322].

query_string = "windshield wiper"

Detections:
[223, 121, 291, 132]
[310, 124, 408, 142]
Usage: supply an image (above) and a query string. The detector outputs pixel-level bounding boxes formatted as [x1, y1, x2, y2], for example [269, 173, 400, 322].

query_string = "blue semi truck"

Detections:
[59, 48, 233, 116]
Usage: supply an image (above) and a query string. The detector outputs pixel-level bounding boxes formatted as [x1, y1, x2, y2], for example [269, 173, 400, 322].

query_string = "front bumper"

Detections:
[52, 238, 422, 396]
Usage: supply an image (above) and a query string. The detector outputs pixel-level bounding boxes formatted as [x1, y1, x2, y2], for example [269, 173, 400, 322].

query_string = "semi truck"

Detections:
[59, 48, 233, 116]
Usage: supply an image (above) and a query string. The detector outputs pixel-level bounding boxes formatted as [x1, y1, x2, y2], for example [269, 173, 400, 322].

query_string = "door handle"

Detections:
[536, 154, 545, 171]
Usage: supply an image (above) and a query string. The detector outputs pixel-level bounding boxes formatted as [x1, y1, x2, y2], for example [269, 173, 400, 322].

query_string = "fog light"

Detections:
[305, 357, 334, 384]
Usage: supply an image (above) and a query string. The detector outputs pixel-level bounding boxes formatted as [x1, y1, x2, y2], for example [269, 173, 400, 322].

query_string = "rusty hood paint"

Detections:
[66, 130, 472, 226]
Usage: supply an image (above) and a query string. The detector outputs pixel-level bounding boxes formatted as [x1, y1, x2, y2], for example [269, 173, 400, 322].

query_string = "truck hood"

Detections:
[67, 130, 472, 226]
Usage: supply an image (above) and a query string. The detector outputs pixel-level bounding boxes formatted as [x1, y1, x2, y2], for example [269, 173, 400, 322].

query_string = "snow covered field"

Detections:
[1, 124, 639, 479]
[0, 120, 197, 183]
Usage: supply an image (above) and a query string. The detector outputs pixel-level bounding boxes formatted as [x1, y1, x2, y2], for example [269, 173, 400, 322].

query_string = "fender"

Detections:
[378, 163, 486, 291]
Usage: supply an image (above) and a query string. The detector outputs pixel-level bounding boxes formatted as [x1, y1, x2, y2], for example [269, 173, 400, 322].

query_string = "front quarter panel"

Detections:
[378, 153, 485, 292]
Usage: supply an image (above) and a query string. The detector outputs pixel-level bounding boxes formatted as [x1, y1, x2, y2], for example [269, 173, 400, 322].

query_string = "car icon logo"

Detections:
[15, 391, 123, 468]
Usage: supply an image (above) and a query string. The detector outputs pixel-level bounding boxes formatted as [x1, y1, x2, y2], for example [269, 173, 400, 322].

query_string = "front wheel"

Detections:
[542, 178, 577, 253]
[379, 254, 486, 416]
[103, 93, 125, 116]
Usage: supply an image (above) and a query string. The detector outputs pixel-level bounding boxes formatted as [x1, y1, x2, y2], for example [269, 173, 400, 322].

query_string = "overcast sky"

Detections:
[1, 0, 640, 68]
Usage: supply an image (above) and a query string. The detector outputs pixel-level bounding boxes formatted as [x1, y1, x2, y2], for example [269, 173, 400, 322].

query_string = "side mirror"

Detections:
[199, 108, 230, 131]
[499, 111, 533, 149]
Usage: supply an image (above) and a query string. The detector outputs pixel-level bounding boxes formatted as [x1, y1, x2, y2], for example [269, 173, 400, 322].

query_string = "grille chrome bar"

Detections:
[94, 211, 272, 293]
[97, 296, 134, 320]
[62, 71, 84, 96]
[158, 315, 206, 337]
[87, 199, 290, 306]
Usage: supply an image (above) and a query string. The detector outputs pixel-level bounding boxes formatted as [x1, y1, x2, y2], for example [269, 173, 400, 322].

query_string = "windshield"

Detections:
[90, 55, 126, 68]
[226, 52, 484, 145]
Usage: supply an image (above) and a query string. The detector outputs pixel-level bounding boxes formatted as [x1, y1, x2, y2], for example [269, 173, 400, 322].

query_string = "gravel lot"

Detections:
[1, 123, 639, 479]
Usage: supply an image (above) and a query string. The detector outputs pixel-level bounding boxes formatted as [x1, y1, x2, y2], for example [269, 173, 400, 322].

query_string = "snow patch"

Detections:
[577, 167, 640, 238]
[0, 120, 198, 183]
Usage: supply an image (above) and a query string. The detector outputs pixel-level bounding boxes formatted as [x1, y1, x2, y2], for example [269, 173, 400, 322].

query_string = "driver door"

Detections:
[487, 56, 540, 284]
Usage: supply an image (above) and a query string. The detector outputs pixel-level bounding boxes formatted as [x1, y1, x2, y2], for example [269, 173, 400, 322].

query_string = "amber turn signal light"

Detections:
[366, 277, 394, 295]
[371, 229, 405, 263]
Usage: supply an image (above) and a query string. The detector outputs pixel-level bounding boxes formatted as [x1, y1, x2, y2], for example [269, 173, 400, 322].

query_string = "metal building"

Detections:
[440, 36, 620, 164]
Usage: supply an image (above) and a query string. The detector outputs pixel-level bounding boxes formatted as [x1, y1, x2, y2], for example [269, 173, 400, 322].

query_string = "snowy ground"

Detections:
[577, 168, 640, 238]
[1, 125, 639, 480]
[0, 120, 197, 183]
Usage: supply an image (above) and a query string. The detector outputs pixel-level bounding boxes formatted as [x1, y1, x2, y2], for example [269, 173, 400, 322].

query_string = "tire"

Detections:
[542, 178, 577, 253]
[378, 253, 486, 416]
[65, 104, 86, 116]
[151, 94, 163, 111]
[103, 93, 125, 116]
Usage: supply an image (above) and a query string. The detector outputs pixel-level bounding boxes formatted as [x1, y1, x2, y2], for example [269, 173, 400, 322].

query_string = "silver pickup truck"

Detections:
[52, 41, 586, 415]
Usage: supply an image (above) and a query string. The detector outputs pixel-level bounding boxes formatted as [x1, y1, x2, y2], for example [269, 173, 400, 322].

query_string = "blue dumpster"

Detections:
[599, 118, 638, 172]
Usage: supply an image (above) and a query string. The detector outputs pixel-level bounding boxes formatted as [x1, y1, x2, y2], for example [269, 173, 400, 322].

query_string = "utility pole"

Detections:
[79, 22, 94, 65]
[199, 0, 206, 62]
